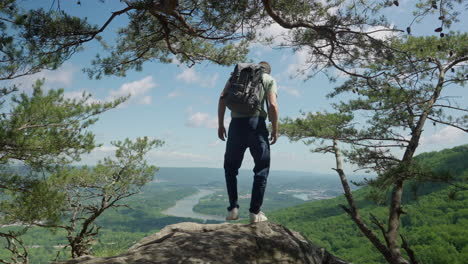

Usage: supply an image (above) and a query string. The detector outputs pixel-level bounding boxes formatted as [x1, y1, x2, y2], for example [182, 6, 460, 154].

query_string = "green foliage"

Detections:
[0, 1, 466, 263]
[280, 33, 467, 183]
[0, 184, 201, 263]
[2, 180, 66, 226]
[193, 190, 305, 217]
[269, 145, 468, 264]
[0, 81, 125, 228]
[0, 0, 257, 79]
[38, 137, 163, 257]
[190, 170, 346, 217]
[279, 112, 355, 142]
[0, 1, 97, 80]
[403, 145, 468, 201]
[50, 137, 163, 194]
[415, 145, 468, 176]
[0, 78, 126, 261]
[1, 81, 125, 168]
[329, 32, 468, 191]
[412, 0, 466, 31]
[279, 33, 467, 263]
[5, 0, 464, 80]
[1, 146, 466, 263]
[86, 0, 257, 78]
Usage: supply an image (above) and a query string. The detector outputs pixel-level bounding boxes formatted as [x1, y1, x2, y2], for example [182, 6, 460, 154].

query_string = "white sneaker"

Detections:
[226, 208, 239, 220]
[250, 211, 268, 223]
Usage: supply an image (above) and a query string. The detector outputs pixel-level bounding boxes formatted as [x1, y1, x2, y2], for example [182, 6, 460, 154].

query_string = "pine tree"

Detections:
[279, 34, 468, 264]
[0, 81, 127, 262]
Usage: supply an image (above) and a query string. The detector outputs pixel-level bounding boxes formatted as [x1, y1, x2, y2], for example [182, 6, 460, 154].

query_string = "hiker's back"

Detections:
[223, 63, 276, 119]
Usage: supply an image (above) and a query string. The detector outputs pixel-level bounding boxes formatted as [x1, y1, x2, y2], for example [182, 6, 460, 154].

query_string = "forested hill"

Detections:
[269, 145, 468, 264]
[406, 144, 468, 198]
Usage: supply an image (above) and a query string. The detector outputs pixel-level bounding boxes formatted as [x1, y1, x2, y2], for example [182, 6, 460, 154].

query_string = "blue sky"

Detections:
[11, 0, 468, 173]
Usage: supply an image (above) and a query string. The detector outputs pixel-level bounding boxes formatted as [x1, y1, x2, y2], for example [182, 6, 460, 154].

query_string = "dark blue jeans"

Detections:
[224, 117, 270, 214]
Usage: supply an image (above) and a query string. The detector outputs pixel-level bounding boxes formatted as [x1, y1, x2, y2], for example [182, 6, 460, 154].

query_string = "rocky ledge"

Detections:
[58, 221, 349, 264]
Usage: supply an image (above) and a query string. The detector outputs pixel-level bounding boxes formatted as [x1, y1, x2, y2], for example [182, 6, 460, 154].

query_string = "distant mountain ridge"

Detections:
[155, 167, 367, 188]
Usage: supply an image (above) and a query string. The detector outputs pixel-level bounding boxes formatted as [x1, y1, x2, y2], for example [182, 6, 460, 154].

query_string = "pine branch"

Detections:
[331, 140, 392, 261]
[426, 116, 467, 132]
[370, 213, 389, 246]
[261, 0, 325, 30]
[445, 56, 468, 71]
[432, 104, 468, 112]
[400, 235, 419, 264]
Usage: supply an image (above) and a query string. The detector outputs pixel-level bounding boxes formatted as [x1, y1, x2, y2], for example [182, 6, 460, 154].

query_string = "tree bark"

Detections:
[385, 62, 447, 264]
[386, 179, 408, 264]
[331, 140, 395, 263]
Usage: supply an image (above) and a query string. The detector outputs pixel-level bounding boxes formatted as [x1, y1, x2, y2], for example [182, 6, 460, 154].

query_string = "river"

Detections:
[162, 188, 226, 222]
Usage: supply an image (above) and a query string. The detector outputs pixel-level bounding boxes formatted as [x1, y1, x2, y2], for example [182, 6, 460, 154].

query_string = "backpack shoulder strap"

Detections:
[261, 73, 270, 119]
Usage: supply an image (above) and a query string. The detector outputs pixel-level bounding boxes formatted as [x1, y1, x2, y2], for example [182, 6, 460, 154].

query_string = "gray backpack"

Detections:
[223, 63, 267, 115]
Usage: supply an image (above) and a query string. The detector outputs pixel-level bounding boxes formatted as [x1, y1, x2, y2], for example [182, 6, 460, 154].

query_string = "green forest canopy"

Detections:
[269, 144, 468, 264]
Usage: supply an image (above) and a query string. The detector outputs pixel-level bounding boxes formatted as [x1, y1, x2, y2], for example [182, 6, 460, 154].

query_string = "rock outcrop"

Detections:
[59, 222, 349, 264]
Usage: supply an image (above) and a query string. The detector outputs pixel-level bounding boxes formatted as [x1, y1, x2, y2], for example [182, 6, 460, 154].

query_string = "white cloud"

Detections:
[279, 86, 301, 97]
[12, 63, 76, 90]
[365, 25, 398, 40]
[176, 67, 219, 88]
[77, 145, 119, 164]
[110, 76, 155, 97]
[65, 76, 156, 108]
[168, 90, 182, 98]
[176, 67, 198, 83]
[286, 48, 314, 78]
[421, 126, 465, 145]
[185, 107, 230, 129]
[186, 111, 218, 129]
[95, 145, 119, 153]
[252, 21, 289, 49]
[283, 23, 398, 80]
[63, 90, 102, 105]
[205, 73, 219, 88]
[139, 95, 152, 105]
[171, 56, 183, 66]
[108, 76, 156, 105]
[316, 0, 340, 15]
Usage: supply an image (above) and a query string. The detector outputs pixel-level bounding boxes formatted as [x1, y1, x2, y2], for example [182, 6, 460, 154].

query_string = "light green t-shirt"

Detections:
[231, 73, 278, 118]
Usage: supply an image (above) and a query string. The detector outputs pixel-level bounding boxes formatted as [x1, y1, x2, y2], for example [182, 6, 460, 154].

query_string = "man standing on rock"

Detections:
[218, 61, 279, 224]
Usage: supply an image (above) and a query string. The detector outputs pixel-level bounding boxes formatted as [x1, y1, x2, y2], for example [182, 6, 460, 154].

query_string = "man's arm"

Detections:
[268, 91, 279, 145]
[218, 81, 229, 141]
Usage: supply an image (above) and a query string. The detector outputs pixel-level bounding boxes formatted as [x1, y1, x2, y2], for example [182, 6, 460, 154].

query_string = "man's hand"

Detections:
[270, 130, 278, 145]
[218, 126, 227, 141]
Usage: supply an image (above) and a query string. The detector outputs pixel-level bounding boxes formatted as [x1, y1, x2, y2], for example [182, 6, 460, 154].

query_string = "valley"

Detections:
[0, 168, 346, 263]
[2, 145, 466, 264]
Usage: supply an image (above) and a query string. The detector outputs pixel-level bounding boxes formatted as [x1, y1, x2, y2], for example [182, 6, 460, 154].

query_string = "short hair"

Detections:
[259, 61, 271, 74]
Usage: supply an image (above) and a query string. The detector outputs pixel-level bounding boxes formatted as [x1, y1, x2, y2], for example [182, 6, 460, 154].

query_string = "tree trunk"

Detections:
[384, 65, 446, 264]
[70, 239, 89, 259]
[386, 179, 409, 264]
[332, 140, 397, 263]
